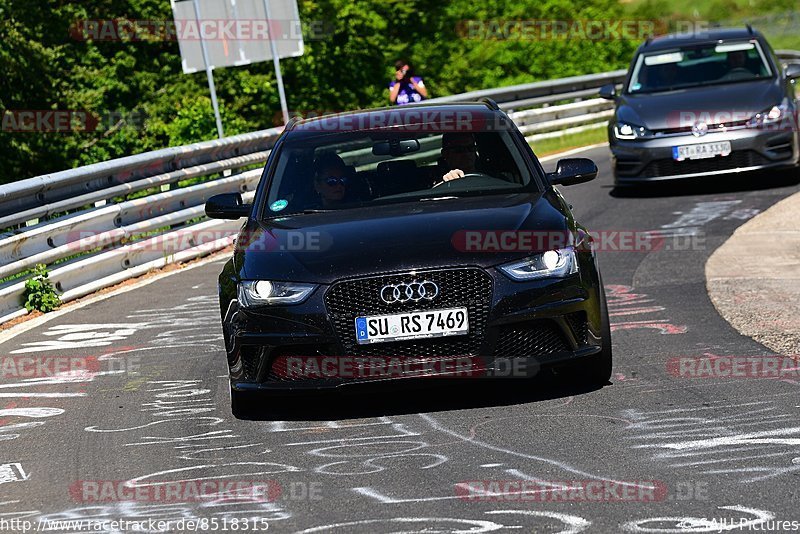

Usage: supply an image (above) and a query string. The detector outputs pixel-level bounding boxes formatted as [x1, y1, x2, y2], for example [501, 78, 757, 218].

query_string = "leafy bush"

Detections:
[22, 264, 61, 313]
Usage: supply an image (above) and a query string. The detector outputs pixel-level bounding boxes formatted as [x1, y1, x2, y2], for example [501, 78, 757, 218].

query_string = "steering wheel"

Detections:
[433, 172, 495, 188]
[722, 67, 752, 80]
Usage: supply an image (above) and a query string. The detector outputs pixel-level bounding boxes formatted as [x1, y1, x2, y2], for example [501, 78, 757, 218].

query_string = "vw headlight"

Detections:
[614, 122, 650, 140]
[238, 280, 316, 306]
[498, 248, 578, 281]
[747, 104, 789, 127]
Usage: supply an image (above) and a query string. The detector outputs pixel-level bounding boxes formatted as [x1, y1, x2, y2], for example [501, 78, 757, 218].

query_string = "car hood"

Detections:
[616, 78, 782, 130]
[236, 192, 571, 284]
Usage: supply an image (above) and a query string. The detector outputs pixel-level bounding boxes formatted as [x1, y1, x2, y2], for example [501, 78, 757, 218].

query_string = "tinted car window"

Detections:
[263, 128, 537, 217]
[628, 40, 773, 94]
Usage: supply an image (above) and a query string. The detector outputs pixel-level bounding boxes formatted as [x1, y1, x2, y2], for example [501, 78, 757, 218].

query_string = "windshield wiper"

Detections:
[302, 209, 333, 213]
[420, 196, 459, 201]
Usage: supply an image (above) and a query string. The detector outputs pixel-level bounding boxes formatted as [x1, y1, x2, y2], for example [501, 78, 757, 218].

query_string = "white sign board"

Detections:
[171, 0, 304, 74]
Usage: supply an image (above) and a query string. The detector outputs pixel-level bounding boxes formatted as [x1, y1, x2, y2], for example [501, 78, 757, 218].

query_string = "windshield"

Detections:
[261, 128, 537, 217]
[627, 40, 772, 94]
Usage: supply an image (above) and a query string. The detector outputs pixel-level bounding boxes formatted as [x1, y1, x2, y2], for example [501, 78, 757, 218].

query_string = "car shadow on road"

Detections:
[235, 373, 608, 421]
[608, 168, 800, 198]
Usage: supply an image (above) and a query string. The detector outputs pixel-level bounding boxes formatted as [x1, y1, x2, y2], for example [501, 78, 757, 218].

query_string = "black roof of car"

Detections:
[641, 27, 764, 52]
[284, 100, 507, 134]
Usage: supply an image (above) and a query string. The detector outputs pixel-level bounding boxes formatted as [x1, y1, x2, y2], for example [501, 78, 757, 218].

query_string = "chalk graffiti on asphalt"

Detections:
[607, 285, 688, 335]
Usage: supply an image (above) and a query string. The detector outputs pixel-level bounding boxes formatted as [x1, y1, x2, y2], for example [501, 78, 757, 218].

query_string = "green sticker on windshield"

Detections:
[270, 199, 288, 212]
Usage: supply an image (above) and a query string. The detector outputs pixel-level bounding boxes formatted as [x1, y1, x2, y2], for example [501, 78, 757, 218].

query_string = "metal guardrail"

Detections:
[424, 69, 628, 110]
[1, 53, 798, 324]
[0, 128, 280, 223]
[0, 151, 270, 230]
[777, 49, 800, 61]
[510, 99, 615, 136]
[0, 169, 262, 279]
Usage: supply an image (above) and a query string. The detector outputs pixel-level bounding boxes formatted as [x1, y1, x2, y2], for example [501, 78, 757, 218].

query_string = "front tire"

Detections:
[574, 277, 613, 386]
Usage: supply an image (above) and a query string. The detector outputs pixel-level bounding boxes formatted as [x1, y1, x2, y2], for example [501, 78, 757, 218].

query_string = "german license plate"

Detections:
[355, 307, 469, 344]
[672, 141, 731, 161]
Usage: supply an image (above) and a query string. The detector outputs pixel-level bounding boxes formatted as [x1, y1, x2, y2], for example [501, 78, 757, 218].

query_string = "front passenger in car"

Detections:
[312, 153, 351, 208]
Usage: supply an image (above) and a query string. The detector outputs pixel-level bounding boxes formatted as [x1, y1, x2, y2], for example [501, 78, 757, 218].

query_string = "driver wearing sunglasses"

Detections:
[440, 132, 478, 183]
[313, 153, 350, 208]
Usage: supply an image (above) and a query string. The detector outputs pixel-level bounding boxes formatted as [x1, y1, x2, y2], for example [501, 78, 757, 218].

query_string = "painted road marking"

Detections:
[0, 464, 28, 485]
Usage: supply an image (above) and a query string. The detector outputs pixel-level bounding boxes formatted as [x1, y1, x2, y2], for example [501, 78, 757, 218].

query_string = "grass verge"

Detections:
[529, 126, 608, 158]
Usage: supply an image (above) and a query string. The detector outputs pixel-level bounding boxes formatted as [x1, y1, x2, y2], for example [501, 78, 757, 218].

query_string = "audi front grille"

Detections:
[324, 268, 494, 358]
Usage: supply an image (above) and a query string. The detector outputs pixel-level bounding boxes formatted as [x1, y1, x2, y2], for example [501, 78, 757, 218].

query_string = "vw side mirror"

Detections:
[785, 64, 800, 80]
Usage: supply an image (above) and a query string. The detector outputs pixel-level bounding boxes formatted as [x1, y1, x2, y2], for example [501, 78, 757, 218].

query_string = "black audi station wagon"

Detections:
[206, 101, 611, 417]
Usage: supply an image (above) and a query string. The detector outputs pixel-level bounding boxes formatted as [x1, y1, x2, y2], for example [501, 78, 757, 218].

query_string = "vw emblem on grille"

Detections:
[691, 121, 708, 137]
[380, 281, 439, 304]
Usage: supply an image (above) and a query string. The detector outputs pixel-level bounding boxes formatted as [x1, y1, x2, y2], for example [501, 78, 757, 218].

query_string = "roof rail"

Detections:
[284, 115, 301, 130]
[479, 97, 500, 110]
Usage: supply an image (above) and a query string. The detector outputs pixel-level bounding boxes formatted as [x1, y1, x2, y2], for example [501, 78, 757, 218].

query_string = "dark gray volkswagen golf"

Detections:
[601, 27, 800, 185]
[205, 101, 611, 417]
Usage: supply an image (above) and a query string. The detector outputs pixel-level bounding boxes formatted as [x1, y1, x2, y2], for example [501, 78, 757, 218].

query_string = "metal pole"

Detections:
[230, 0, 248, 65]
[262, 0, 290, 124]
[193, 0, 225, 139]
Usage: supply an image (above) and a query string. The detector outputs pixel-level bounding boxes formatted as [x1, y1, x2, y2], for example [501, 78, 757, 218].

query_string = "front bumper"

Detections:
[610, 127, 799, 184]
[222, 263, 604, 391]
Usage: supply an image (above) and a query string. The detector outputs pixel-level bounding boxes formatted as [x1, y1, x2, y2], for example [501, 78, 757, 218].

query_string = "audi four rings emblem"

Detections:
[380, 281, 439, 304]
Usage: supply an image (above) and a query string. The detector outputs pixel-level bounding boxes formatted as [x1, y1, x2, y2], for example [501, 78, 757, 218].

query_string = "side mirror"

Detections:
[205, 193, 251, 219]
[547, 158, 598, 186]
[598, 83, 617, 100]
[785, 64, 800, 80]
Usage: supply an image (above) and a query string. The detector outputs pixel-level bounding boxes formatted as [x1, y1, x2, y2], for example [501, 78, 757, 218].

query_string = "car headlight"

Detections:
[747, 104, 789, 127]
[498, 247, 578, 281]
[614, 122, 650, 140]
[237, 280, 316, 306]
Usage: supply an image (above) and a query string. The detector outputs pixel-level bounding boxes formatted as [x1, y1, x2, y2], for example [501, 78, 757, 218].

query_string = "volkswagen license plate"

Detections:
[672, 141, 731, 161]
[355, 307, 469, 344]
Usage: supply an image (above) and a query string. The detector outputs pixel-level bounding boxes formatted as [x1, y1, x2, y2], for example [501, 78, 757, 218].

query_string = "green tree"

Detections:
[0, 0, 642, 182]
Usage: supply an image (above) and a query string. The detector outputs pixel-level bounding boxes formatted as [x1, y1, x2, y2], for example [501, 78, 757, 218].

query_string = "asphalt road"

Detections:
[1, 146, 799, 533]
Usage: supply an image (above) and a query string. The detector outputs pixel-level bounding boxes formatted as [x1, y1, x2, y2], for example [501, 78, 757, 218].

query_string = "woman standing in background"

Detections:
[389, 59, 428, 105]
